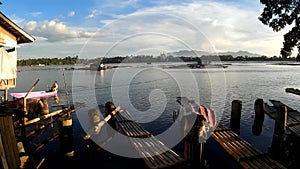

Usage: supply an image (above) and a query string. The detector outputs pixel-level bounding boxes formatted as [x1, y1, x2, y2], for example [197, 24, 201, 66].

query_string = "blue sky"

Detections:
[0, 0, 294, 59]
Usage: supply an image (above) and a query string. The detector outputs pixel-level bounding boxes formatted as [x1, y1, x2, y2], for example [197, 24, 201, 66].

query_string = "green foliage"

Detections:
[16, 55, 295, 67]
[259, 0, 300, 59]
[17, 56, 79, 66]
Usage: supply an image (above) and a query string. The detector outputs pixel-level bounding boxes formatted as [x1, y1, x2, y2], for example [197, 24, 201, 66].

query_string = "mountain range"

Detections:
[167, 50, 263, 57]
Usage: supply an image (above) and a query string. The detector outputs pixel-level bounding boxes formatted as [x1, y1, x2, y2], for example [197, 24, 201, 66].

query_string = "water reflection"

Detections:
[99, 70, 104, 78]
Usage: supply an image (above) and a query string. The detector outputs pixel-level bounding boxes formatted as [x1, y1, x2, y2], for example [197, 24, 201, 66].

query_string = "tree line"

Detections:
[17, 54, 298, 66]
[17, 56, 79, 66]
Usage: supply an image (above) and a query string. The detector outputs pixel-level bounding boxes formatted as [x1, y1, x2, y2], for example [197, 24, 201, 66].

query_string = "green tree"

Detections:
[259, 0, 300, 59]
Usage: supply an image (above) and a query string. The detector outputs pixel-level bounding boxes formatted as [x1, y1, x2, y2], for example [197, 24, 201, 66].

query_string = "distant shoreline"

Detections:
[16, 61, 300, 72]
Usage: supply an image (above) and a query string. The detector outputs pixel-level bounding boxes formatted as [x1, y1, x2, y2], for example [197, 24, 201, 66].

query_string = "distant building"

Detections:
[0, 11, 35, 100]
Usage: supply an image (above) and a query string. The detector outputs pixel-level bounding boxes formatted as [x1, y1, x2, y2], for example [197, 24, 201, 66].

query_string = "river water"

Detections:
[11, 61, 300, 168]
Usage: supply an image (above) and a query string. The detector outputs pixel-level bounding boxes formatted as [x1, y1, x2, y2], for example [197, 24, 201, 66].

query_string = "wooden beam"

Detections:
[84, 106, 121, 140]
[24, 109, 66, 126]
[23, 79, 40, 99]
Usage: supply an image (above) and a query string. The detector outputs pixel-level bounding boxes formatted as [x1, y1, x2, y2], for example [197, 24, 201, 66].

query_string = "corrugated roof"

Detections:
[0, 11, 35, 44]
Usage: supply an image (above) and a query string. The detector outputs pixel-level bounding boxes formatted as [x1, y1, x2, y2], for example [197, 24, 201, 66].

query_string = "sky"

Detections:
[0, 0, 296, 59]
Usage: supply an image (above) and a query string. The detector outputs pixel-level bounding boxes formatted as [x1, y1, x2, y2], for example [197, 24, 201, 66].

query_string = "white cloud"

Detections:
[85, 2, 265, 56]
[19, 1, 293, 58]
[68, 11, 75, 17]
[30, 12, 42, 17]
[102, 1, 285, 57]
[125, 0, 138, 5]
[24, 21, 37, 31]
[18, 38, 83, 59]
[24, 20, 97, 42]
[86, 10, 100, 19]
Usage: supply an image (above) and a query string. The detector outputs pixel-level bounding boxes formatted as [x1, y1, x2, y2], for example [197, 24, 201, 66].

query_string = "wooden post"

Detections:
[84, 106, 120, 140]
[4, 89, 8, 102]
[0, 114, 20, 169]
[252, 99, 265, 136]
[21, 98, 27, 141]
[17, 142, 29, 169]
[230, 100, 242, 135]
[184, 131, 200, 167]
[58, 111, 74, 157]
[274, 105, 287, 136]
[184, 114, 205, 167]
[269, 105, 287, 159]
[0, 131, 9, 169]
[85, 108, 102, 152]
[20, 79, 40, 139]
[197, 115, 206, 168]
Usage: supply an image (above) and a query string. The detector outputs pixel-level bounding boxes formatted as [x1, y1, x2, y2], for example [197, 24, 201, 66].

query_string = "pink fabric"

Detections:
[189, 102, 217, 127]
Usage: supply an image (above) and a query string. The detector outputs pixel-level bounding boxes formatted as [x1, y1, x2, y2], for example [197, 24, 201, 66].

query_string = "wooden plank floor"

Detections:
[116, 110, 152, 138]
[115, 110, 185, 169]
[130, 137, 185, 169]
[212, 125, 286, 169]
[265, 100, 300, 138]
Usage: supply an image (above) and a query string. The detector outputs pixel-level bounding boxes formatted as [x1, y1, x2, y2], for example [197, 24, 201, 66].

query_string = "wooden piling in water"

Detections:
[274, 105, 287, 136]
[183, 114, 206, 167]
[230, 100, 242, 135]
[269, 105, 287, 160]
[17, 142, 29, 169]
[58, 111, 74, 157]
[197, 115, 206, 167]
[85, 108, 102, 152]
[252, 98, 265, 136]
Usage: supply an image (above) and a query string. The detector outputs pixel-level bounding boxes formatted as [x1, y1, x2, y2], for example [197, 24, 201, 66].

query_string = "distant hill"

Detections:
[168, 50, 262, 57]
[218, 50, 262, 57]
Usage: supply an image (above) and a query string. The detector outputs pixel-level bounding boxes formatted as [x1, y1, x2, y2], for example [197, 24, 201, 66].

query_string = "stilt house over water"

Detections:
[0, 11, 35, 101]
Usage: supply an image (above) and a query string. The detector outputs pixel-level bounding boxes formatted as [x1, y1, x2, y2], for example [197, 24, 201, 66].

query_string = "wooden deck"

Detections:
[115, 110, 185, 169]
[264, 99, 300, 138]
[115, 110, 152, 138]
[212, 125, 286, 169]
